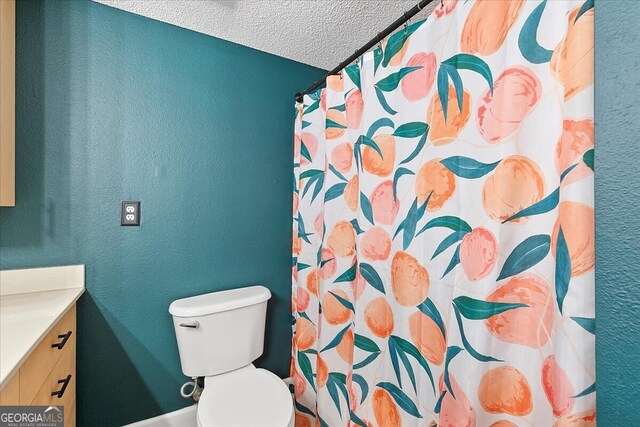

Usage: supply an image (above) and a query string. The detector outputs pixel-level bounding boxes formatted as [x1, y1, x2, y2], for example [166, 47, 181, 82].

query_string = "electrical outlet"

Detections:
[121, 201, 140, 226]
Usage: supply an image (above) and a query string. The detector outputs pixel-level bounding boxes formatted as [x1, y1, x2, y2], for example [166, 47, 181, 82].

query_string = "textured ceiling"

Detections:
[93, 0, 437, 70]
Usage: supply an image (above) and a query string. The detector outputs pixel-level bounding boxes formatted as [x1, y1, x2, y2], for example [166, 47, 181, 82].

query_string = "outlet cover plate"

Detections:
[121, 201, 141, 226]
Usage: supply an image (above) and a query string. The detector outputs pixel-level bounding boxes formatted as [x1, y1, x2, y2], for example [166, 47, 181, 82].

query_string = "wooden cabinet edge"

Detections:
[65, 400, 76, 427]
[0, 0, 15, 207]
[0, 369, 19, 405]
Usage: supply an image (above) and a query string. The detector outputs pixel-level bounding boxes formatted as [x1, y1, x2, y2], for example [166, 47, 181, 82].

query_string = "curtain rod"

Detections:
[295, 0, 439, 104]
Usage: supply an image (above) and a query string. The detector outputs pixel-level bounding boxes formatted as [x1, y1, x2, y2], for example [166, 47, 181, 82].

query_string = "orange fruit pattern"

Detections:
[408, 311, 446, 365]
[322, 289, 353, 325]
[551, 6, 594, 100]
[478, 366, 533, 416]
[461, 0, 526, 55]
[542, 355, 575, 417]
[361, 227, 392, 261]
[485, 273, 554, 348]
[372, 388, 402, 427]
[427, 85, 471, 145]
[438, 373, 476, 427]
[459, 226, 498, 281]
[391, 252, 430, 307]
[362, 134, 396, 177]
[291, 2, 594, 426]
[477, 66, 541, 143]
[370, 180, 400, 225]
[415, 158, 456, 210]
[364, 297, 395, 338]
[482, 155, 545, 223]
[552, 201, 595, 276]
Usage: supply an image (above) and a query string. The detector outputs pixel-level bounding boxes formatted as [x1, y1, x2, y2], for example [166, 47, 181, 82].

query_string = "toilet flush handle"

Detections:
[179, 321, 199, 329]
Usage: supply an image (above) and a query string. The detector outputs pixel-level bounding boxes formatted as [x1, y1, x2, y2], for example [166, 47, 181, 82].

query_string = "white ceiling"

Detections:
[93, 0, 437, 70]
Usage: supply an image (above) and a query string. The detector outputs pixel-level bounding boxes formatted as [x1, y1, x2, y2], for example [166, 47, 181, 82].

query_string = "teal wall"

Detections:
[0, 1, 324, 425]
[595, 0, 640, 423]
[3, 0, 640, 425]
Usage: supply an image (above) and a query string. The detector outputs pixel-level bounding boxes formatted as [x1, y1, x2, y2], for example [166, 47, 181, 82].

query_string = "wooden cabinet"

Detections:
[0, 305, 76, 426]
[0, 0, 14, 206]
[0, 370, 18, 405]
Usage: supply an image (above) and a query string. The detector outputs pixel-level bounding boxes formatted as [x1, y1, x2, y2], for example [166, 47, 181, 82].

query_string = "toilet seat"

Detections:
[197, 367, 293, 427]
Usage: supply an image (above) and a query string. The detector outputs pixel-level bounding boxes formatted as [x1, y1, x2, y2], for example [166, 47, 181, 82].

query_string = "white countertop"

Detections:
[0, 265, 85, 389]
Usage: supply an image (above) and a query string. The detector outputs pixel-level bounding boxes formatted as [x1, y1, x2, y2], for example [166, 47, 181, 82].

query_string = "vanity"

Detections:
[0, 265, 84, 426]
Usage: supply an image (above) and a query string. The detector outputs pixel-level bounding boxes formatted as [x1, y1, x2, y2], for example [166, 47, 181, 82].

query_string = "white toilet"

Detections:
[169, 286, 294, 427]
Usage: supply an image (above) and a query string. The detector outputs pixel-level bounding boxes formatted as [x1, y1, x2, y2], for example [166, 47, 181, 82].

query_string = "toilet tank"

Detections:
[169, 285, 271, 377]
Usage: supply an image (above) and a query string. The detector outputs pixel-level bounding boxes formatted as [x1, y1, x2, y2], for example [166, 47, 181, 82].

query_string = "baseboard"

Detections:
[125, 404, 198, 427]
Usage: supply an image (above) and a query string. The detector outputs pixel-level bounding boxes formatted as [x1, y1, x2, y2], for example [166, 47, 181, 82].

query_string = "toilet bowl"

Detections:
[197, 365, 293, 427]
[169, 286, 293, 427]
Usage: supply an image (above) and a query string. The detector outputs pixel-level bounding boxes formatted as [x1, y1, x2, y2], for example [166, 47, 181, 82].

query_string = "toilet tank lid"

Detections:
[169, 285, 271, 317]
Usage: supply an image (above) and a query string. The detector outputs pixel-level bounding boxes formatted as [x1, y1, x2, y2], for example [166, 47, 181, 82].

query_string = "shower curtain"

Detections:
[291, 1, 594, 426]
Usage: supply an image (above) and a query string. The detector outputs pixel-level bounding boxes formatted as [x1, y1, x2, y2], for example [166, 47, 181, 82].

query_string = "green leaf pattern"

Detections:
[291, 2, 594, 425]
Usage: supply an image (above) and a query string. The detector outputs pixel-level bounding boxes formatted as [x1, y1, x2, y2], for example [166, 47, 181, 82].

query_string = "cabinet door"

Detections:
[0, 371, 19, 405]
[20, 306, 76, 405]
[0, 0, 14, 207]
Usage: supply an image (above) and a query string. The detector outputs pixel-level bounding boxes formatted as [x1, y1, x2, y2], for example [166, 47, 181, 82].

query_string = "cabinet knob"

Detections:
[51, 331, 72, 350]
[51, 374, 72, 398]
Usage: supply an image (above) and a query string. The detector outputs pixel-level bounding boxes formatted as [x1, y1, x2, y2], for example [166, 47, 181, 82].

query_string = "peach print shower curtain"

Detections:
[291, 1, 595, 426]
